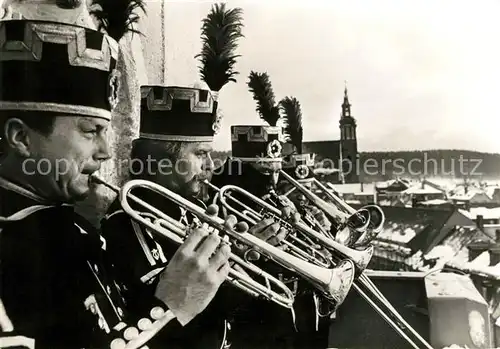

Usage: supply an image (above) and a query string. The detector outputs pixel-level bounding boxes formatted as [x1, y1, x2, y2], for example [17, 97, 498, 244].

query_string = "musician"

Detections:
[0, 17, 232, 349]
[207, 125, 285, 348]
[100, 83, 297, 349]
[279, 152, 332, 234]
[277, 152, 336, 349]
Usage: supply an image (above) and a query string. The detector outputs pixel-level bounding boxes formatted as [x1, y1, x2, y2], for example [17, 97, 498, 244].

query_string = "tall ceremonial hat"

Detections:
[139, 3, 244, 142]
[280, 96, 316, 184]
[231, 71, 284, 162]
[0, 0, 144, 120]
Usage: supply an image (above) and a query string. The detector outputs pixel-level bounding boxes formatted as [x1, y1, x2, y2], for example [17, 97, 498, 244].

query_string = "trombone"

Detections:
[275, 172, 434, 349]
[91, 176, 357, 313]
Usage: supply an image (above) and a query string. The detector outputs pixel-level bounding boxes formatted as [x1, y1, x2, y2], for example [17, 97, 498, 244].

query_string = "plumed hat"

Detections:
[139, 3, 243, 142]
[230, 71, 284, 162]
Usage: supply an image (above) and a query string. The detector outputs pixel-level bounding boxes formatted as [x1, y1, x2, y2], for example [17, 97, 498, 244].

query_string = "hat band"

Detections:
[0, 101, 111, 120]
[139, 132, 214, 142]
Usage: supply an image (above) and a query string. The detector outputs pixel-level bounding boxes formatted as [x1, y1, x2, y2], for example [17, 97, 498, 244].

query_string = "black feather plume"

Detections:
[195, 3, 244, 92]
[280, 96, 303, 153]
[247, 71, 280, 127]
[90, 0, 146, 42]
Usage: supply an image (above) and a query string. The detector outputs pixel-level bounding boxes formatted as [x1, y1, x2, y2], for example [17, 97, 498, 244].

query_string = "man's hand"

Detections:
[155, 213, 232, 326]
[307, 205, 332, 232]
[276, 195, 298, 212]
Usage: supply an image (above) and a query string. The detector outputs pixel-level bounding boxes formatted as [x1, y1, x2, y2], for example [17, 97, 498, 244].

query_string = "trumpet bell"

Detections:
[334, 208, 370, 247]
[346, 208, 371, 232]
[354, 205, 386, 248]
[326, 259, 356, 308]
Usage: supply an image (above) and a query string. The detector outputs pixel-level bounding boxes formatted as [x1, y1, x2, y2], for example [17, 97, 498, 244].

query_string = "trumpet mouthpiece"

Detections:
[89, 174, 104, 185]
[88, 174, 120, 193]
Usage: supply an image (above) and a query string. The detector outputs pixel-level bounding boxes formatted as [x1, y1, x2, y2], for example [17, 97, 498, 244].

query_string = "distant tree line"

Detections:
[358, 150, 500, 181]
[210, 149, 500, 181]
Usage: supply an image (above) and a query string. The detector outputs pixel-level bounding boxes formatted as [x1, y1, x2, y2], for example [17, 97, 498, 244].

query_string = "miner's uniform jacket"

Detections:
[0, 176, 176, 349]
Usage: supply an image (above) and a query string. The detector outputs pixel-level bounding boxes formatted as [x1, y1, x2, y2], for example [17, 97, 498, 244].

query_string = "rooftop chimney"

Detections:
[467, 241, 492, 262]
[489, 245, 500, 266]
[465, 201, 471, 211]
[476, 215, 484, 232]
[491, 230, 500, 266]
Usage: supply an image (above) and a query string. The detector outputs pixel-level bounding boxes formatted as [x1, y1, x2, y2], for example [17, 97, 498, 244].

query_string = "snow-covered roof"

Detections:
[460, 207, 500, 220]
[404, 183, 445, 195]
[377, 223, 418, 243]
[485, 186, 500, 199]
[418, 199, 450, 206]
[326, 182, 376, 195]
[424, 245, 455, 262]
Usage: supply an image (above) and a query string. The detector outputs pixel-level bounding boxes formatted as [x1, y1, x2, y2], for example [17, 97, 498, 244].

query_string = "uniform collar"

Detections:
[0, 176, 49, 204]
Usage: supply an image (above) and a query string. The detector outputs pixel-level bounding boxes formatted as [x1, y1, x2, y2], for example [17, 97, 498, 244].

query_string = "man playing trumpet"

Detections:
[209, 74, 341, 349]
[0, 4, 232, 348]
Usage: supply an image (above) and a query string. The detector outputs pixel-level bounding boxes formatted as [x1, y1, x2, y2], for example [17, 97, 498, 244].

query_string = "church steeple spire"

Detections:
[339, 80, 356, 140]
[338, 80, 359, 183]
[342, 80, 351, 118]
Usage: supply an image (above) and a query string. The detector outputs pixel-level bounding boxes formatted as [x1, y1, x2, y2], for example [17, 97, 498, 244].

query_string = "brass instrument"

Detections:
[206, 182, 334, 269]
[311, 177, 385, 247]
[206, 182, 375, 274]
[279, 170, 385, 248]
[91, 176, 357, 314]
[273, 173, 433, 349]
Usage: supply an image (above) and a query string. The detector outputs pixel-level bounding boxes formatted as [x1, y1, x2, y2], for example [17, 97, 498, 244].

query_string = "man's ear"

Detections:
[3, 118, 31, 157]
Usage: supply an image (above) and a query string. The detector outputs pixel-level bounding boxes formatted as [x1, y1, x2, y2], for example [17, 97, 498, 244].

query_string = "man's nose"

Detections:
[95, 137, 111, 161]
[204, 153, 214, 171]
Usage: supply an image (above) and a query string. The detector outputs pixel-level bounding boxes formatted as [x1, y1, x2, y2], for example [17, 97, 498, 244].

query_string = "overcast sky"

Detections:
[160, 0, 500, 153]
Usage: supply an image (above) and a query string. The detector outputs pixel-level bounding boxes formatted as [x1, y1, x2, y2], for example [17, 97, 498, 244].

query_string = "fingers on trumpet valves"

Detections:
[205, 204, 220, 217]
[235, 221, 249, 233]
[255, 221, 281, 242]
[223, 214, 238, 230]
[267, 226, 288, 246]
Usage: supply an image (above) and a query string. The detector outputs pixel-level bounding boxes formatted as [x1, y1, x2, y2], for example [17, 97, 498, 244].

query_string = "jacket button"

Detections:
[138, 318, 152, 330]
[150, 306, 165, 320]
[124, 327, 139, 340]
[110, 338, 126, 349]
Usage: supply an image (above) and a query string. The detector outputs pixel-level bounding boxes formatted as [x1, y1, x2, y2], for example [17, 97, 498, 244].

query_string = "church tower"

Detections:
[339, 82, 359, 183]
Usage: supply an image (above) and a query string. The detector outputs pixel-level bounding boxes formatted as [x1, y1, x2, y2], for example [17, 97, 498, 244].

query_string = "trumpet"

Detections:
[91, 176, 356, 313]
